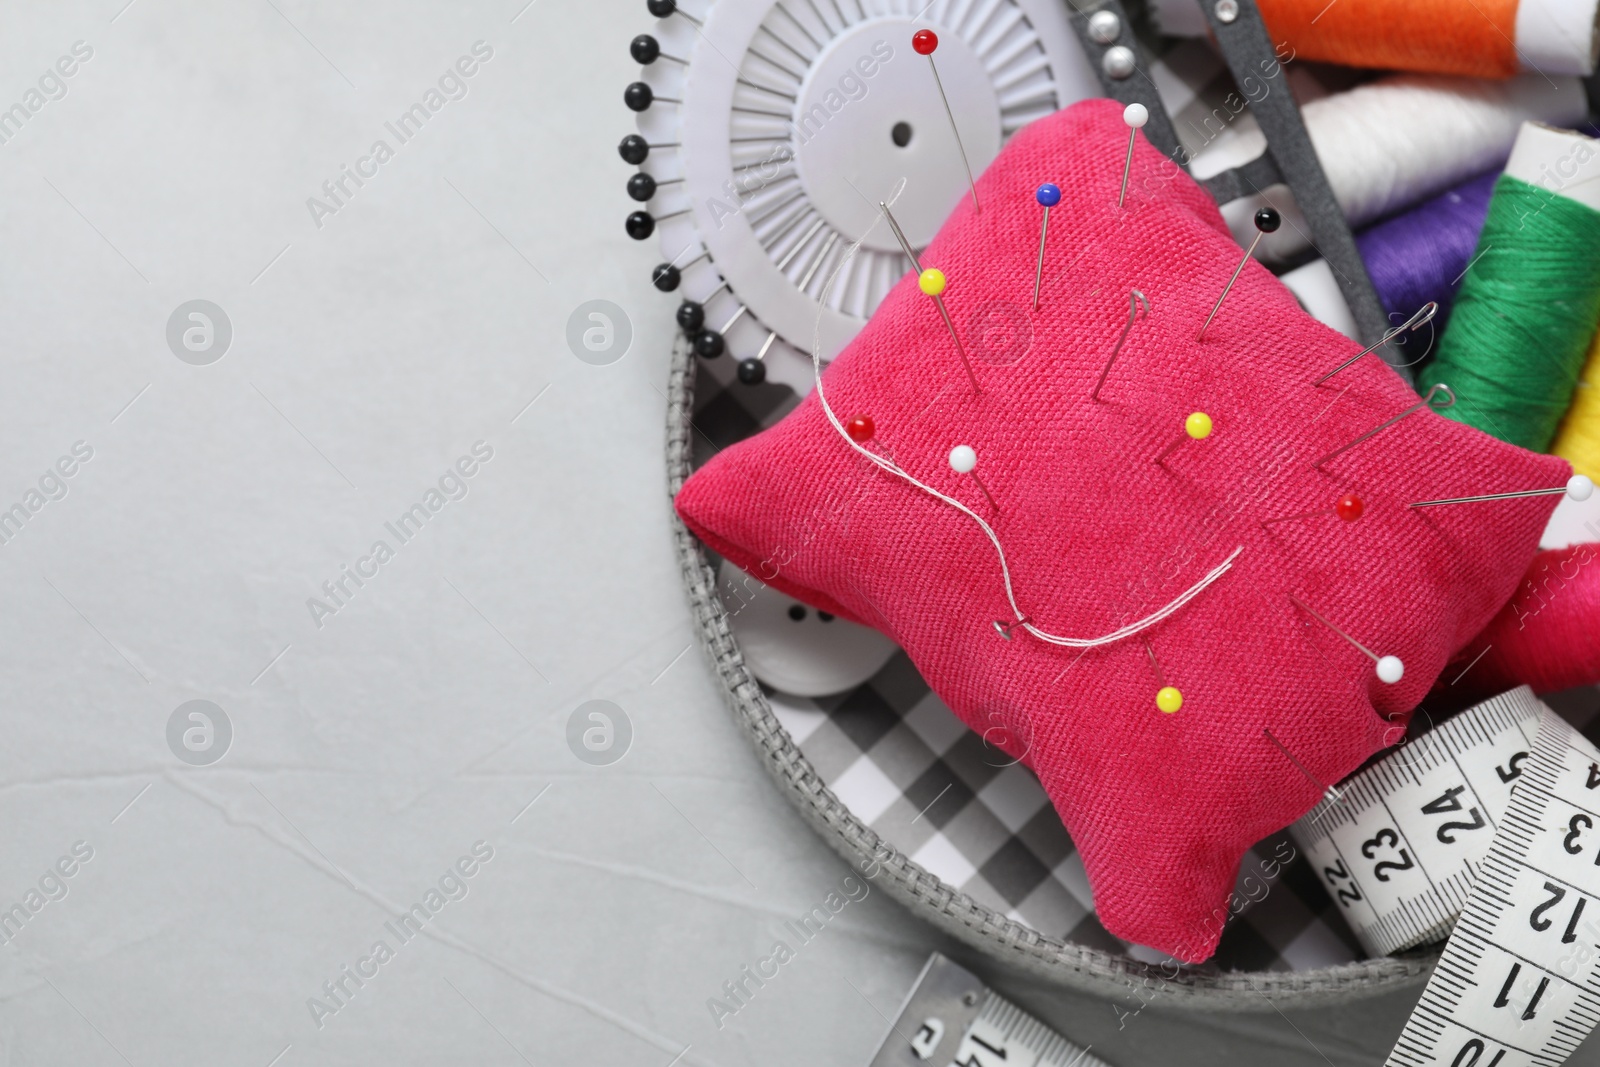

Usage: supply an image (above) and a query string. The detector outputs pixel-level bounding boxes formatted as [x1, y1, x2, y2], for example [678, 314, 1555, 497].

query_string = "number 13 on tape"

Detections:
[1387, 709, 1600, 1067]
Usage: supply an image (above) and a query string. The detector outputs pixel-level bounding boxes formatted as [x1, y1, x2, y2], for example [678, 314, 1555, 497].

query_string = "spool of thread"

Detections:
[1191, 73, 1587, 263]
[1279, 258, 1360, 340]
[1552, 331, 1600, 477]
[1355, 170, 1499, 331]
[1419, 122, 1600, 452]
[1273, 172, 1496, 339]
[1150, 0, 1600, 77]
[1259, 0, 1598, 78]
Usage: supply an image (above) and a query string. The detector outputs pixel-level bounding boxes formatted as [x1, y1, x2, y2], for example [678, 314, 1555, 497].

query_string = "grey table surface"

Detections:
[1, 1, 1597, 1065]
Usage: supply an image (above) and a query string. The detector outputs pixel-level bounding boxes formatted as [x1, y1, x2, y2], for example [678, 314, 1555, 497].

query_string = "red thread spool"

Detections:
[912, 29, 938, 55]
[846, 415, 875, 442]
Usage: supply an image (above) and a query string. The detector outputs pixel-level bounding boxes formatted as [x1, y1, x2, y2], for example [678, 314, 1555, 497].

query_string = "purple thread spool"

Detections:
[1355, 171, 1498, 338]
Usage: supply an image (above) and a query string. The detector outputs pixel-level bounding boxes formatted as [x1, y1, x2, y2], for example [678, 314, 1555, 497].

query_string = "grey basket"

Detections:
[664, 335, 1440, 1009]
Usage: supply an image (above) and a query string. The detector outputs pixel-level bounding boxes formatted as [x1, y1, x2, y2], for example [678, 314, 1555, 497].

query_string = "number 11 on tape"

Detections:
[1387, 712, 1600, 1067]
[867, 953, 1106, 1067]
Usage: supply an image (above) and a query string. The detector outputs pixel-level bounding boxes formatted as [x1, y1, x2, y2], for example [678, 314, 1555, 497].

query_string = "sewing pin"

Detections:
[1119, 103, 1147, 207]
[1261, 493, 1365, 528]
[1409, 474, 1594, 509]
[1155, 411, 1213, 466]
[744, 228, 837, 384]
[1315, 302, 1438, 385]
[1313, 383, 1454, 470]
[993, 615, 1032, 640]
[1090, 289, 1149, 402]
[921, 268, 981, 395]
[1263, 727, 1344, 806]
[1033, 183, 1060, 311]
[949, 445, 997, 510]
[646, 0, 699, 25]
[1197, 207, 1280, 341]
[912, 29, 979, 214]
[1289, 594, 1404, 683]
[630, 34, 687, 65]
[879, 199, 976, 393]
[1145, 638, 1182, 713]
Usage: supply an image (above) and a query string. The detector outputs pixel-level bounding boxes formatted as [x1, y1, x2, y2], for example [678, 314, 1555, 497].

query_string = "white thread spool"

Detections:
[1503, 120, 1600, 212]
[1191, 73, 1588, 263]
[1278, 258, 1358, 341]
[1515, 0, 1600, 75]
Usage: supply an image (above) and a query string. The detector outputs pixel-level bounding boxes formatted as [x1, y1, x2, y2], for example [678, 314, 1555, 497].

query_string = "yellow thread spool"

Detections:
[1553, 330, 1600, 480]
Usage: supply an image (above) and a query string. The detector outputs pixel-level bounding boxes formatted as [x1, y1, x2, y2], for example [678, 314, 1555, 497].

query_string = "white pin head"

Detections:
[1116, 105, 1148, 208]
[948, 445, 977, 474]
[1568, 474, 1595, 501]
[1376, 655, 1404, 684]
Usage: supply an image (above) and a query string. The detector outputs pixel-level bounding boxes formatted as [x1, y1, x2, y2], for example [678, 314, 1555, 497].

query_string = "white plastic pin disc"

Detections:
[1376, 655, 1405, 684]
[1568, 474, 1595, 501]
[949, 445, 977, 473]
[645, 0, 1098, 396]
[1123, 102, 1149, 128]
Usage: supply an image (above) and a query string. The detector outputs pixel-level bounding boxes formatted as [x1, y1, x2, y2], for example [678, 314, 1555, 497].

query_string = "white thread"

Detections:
[806, 188, 1243, 649]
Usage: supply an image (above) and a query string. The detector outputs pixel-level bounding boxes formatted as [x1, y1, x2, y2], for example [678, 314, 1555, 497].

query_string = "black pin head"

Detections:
[625, 211, 655, 240]
[694, 330, 725, 359]
[652, 263, 681, 292]
[676, 300, 704, 332]
[646, 0, 677, 15]
[618, 134, 649, 165]
[737, 358, 766, 385]
[630, 34, 661, 64]
[623, 81, 654, 112]
[1254, 207, 1281, 234]
[627, 173, 657, 201]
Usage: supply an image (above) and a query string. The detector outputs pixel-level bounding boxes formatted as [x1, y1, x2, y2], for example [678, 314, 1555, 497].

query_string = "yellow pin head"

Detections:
[1185, 412, 1213, 440]
[1156, 686, 1183, 714]
[918, 268, 947, 297]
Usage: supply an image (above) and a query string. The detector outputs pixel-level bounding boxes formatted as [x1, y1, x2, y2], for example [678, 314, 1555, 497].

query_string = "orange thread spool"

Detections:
[1254, 0, 1518, 79]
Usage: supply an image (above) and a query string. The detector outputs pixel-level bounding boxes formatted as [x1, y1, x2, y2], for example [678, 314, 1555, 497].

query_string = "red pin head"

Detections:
[1335, 493, 1365, 522]
[846, 415, 875, 442]
[912, 29, 938, 55]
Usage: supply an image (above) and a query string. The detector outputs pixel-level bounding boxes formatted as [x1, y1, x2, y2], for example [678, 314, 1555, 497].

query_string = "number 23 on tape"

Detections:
[1295, 690, 1542, 957]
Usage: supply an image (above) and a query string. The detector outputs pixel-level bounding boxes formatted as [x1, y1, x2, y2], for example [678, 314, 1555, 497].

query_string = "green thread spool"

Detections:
[1419, 173, 1600, 452]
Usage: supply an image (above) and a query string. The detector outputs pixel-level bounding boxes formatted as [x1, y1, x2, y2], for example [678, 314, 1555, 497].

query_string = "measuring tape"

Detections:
[1292, 686, 1600, 1066]
[868, 953, 1110, 1067]
[870, 689, 1600, 1067]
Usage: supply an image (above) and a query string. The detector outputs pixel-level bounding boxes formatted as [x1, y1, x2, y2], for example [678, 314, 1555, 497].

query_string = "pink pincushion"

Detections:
[675, 99, 1568, 959]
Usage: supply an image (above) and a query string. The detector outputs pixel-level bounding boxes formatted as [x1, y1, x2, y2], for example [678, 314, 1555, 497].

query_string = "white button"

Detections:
[718, 565, 898, 697]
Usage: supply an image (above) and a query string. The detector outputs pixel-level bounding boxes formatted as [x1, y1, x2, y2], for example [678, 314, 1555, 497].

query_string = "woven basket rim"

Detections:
[664, 336, 1438, 1008]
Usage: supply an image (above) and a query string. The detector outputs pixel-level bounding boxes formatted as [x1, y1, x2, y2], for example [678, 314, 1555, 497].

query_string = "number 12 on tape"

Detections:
[1387, 712, 1600, 1067]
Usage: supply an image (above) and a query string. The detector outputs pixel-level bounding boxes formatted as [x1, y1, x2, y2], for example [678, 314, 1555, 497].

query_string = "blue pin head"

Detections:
[1035, 183, 1061, 208]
